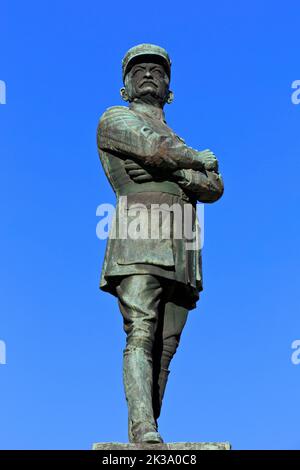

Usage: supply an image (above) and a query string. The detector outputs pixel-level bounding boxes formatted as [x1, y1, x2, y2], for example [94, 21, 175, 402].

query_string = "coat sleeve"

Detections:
[97, 106, 206, 171]
[173, 168, 224, 203]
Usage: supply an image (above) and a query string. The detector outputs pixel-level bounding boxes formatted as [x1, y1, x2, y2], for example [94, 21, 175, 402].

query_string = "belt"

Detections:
[117, 181, 194, 202]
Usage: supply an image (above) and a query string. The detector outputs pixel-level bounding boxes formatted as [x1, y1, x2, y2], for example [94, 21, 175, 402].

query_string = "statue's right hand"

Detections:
[196, 149, 219, 172]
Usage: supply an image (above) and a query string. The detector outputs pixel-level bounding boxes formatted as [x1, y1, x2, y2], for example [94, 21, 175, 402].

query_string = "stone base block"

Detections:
[92, 442, 231, 451]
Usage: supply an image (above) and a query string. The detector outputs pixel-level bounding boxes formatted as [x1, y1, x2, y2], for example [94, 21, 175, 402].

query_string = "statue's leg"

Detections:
[152, 295, 188, 422]
[116, 274, 164, 443]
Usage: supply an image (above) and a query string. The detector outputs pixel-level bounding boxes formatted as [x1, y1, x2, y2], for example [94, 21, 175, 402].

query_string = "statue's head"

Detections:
[120, 44, 174, 107]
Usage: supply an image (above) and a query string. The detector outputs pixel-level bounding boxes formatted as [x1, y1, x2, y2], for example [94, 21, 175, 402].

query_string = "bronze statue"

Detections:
[97, 44, 224, 444]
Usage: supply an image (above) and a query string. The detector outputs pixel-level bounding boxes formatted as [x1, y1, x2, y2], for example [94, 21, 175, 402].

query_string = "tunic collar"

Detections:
[129, 101, 167, 123]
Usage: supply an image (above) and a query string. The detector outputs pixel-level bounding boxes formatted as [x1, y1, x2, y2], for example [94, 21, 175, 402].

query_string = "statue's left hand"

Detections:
[124, 159, 154, 183]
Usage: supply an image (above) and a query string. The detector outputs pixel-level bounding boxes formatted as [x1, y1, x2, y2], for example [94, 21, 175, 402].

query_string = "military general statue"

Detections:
[97, 44, 224, 444]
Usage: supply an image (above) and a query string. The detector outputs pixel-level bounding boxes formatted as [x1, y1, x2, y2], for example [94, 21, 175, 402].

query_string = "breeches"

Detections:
[116, 274, 188, 371]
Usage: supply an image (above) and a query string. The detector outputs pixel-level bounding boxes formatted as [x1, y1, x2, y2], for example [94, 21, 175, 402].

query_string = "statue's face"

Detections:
[125, 60, 170, 105]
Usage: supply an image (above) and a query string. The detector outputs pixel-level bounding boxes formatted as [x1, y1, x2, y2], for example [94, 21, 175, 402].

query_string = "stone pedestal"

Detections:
[93, 442, 231, 450]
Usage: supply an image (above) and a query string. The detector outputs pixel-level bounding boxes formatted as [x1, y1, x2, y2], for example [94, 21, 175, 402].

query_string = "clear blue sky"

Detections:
[1, 0, 299, 450]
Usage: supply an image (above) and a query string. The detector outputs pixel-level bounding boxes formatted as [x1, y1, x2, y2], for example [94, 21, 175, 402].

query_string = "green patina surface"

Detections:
[96, 43, 224, 444]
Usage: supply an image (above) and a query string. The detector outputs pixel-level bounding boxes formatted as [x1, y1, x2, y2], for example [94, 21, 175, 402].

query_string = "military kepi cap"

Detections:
[122, 43, 171, 81]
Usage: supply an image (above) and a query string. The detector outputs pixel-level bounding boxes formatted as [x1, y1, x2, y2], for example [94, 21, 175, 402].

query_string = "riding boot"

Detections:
[153, 367, 170, 422]
[123, 347, 164, 443]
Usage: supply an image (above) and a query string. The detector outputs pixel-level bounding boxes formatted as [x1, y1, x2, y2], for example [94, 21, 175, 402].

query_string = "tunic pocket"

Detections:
[117, 203, 175, 267]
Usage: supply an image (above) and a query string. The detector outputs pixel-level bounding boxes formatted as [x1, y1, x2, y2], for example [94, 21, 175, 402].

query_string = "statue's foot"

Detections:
[130, 421, 164, 444]
[140, 431, 164, 444]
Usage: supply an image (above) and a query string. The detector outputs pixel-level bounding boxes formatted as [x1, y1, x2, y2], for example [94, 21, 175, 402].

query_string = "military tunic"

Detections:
[97, 101, 223, 310]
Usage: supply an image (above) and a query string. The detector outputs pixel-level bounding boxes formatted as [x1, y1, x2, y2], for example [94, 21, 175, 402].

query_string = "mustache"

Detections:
[139, 80, 158, 88]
